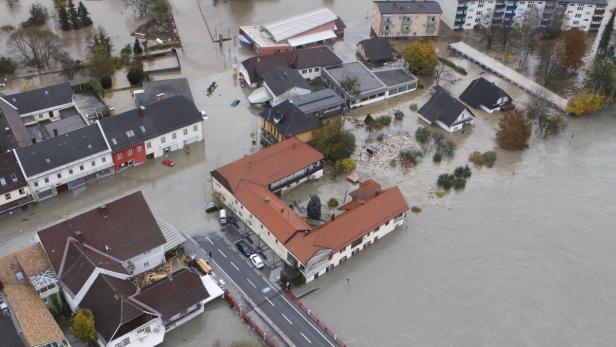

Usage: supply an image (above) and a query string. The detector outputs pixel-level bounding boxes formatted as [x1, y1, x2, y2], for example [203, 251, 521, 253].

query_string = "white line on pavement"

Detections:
[246, 278, 257, 288]
[230, 261, 239, 271]
[280, 296, 336, 347]
[300, 332, 312, 344]
[206, 237, 214, 245]
[266, 297, 276, 307]
[282, 313, 293, 325]
[217, 248, 227, 258]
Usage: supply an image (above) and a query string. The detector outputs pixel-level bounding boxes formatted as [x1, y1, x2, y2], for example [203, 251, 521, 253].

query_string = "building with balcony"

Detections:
[0, 151, 33, 214]
[371, 1, 442, 37]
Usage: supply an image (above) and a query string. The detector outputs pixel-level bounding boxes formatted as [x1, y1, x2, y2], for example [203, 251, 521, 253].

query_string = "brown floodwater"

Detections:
[2, 0, 616, 346]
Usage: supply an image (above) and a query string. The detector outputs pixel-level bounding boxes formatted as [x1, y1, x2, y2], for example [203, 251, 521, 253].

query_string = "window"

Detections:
[69, 169, 73, 175]
[193, 124, 199, 132]
[80, 165, 84, 171]
[34, 181, 39, 187]
[137, 146, 142, 152]
[147, 142, 152, 149]
[102, 157, 106, 163]
[115, 337, 130, 347]
[385, 220, 390, 226]
[91, 161, 95, 167]
[4, 193, 11, 200]
[18, 188, 25, 195]
[144, 261, 149, 268]
[183, 128, 188, 135]
[302, 69, 307, 73]
[314, 67, 319, 72]
[10, 173, 17, 182]
[127, 149, 133, 156]
[172, 132, 177, 140]
[44, 177, 49, 183]
[57, 173, 62, 179]
[161, 136, 166, 143]
[117, 153, 123, 160]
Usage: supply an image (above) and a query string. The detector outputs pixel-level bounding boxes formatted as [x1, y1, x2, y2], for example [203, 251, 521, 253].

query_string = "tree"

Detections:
[567, 90, 607, 115]
[542, 5, 566, 39]
[67, 0, 80, 29]
[433, 61, 454, 87]
[587, 57, 616, 100]
[148, 0, 170, 24]
[5, 0, 19, 10]
[512, 6, 541, 68]
[72, 308, 96, 342]
[8, 28, 63, 69]
[100, 75, 112, 89]
[126, 60, 144, 85]
[311, 118, 356, 162]
[525, 94, 551, 120]
[496, 110, 532, 150]
[86, 28, 114, 78]
[21, 4, 49, 27]
[404, 40, 437, 75]
[58, 6, 71, 31]
[559, 28, 587, 71]
[77, 2, 93, 27]
[124, 0, 154, 17]
[537, 40, 566, 89]
[306, 195, 321, 220]
[474, 9, 498, 50]
[327, 198, 339, 209]
[414, 126, 432, 144]
[340, 76, 359, 96]
[0, 56, 17, 74]
[56, 52, 81, 80]
[335, 158, 356, 175]
[133, 38, 143, 54]
[538, 113, 567, 137]
[597, 9, 615, 58]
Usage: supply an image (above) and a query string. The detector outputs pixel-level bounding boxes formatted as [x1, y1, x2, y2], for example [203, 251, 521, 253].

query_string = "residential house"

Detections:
[357, 38, 395, 65]
[0, 82, 74, 126]
[418, 86, 475, 132]
[100, 96, 204, 172]
[239, 8, 345, 56]
[0, 244, 69, 347]
[0, 151, 33, 214]
[293, 88, 345, 119]
[211, 139, 409, 283]
[371, 0, 442, 37]
[14, 124, 113, 201]
[460, 77, 513, 113]
[238, 46, 342, 87]
[438, 0, 606, 32]
[132, 78, 194, 107]
[0, 92, 32, 151]
[261, 67, 312, 106]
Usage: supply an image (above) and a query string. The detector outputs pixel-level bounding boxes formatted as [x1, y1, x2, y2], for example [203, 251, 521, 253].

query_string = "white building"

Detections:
[437, 0, 606, 31]
[418, 87, 476, 132]
[261, 67, 313, 106]
[0, 82, 75, 126]
[144, 121, 203, 159]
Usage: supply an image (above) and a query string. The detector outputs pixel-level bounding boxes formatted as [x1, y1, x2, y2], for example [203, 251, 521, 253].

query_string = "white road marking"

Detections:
[246, 278, 257, 288]
[282, 313, 293, 325]
[206, 237, 214, 245]
[280, 296, 336, 347]
[300, 332, 312, 344]
[230, 261, 239, 271]
[266, 297, 276, 307]
[217, 249, 227, 258]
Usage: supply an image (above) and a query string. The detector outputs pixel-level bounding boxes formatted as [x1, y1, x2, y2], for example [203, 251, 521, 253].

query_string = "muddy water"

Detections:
[2, 0, 616, 346]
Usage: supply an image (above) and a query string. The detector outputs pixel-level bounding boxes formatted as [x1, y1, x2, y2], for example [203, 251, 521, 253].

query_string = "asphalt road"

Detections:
[196, 233, 339, 347]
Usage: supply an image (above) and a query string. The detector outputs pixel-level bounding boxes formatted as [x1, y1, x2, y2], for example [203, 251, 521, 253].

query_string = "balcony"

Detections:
[0, 195, 34, 214]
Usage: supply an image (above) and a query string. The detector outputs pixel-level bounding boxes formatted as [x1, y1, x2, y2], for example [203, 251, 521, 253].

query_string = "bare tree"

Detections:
[537, 40, 566, 89]
[512, 6, 542, 68]
[434, 62, 455, 88]
[124, 0, 153, 17]
[5, 0, 19, 10]
[474, 9, 498, 50]
[8, 27, 63, 69]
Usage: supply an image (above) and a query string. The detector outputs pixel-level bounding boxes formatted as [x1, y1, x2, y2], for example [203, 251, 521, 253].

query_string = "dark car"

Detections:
[235, 240, 254, 257]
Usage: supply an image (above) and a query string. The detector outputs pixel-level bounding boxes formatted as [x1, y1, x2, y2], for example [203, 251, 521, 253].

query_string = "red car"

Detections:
[162, 159, 175, 167]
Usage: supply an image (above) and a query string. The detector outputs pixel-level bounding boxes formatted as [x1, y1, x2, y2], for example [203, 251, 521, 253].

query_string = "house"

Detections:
[211, 139, 409, 283]
[261, 67, 312, 106]
[0, 244, 69, 347]
[239, 8, 344, 56]
[238, 46, 342, 87]
[357, 38, 395, 64]
[437, 0, 606, 32]
[371, 0, 442, 37]
[100, 96, 204, 172]
[0, 151, 33, 214]
[460, 77, 513, 113]
[418, 86, 475, 132]
[0, 92, 33, 151]
[0, 82, 75, 126]
[132, 78, 194, 107]
[14, 124, 113, 201]
[322, 61, 418, 108]
[35, 191, 221, 347]
[259, 89, 344, 145]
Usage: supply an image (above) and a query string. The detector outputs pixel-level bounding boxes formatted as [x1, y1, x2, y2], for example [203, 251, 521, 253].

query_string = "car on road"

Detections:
[235, 239, 254, 257]
[219, 209, 227, 225]
[249, 254, 264, 269]
[162, 159, 175, 167]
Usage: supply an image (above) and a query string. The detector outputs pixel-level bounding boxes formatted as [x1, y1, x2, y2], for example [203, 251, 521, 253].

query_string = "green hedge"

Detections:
[438, 57, 467, 75]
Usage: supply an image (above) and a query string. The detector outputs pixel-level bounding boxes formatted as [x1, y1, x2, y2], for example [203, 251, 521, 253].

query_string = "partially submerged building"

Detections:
[418, 86, 475, 132]
[261, 67, 312, 106]
[211, 138, 408, 282]
[0, 82, 74, 126]
[0, 151, 33, 214]
[459, 77, 513, 113]
[132, 78, 194, 107]
[357, 38, 395, 65]
[239, 8, 345, 56]
[371, 0, 442, 37]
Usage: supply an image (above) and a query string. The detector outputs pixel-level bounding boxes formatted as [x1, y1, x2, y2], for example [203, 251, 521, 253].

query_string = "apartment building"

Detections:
[371, 0, 443, 37]
[437, 0, 606, 31]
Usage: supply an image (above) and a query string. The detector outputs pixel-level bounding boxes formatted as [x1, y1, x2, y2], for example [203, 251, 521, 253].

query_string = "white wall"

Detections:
[0, 185, 31, 207]
[562, 3, 597, 31]
[123, 245, 165, 276]
[436, 0, 462, 29]
[19, 102, 73, 126]
[297, 67, 322, 80]
[103, 317, 165, 347]
[145, 121, 203, 159]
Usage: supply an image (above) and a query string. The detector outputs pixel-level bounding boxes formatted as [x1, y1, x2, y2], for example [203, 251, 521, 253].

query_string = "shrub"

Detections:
[454, 166, 466, 178]
[394, 110, 404, 120]
[327, 198, 339, 209]
[400, 149, 423, 166]
[469, 151, 485, 166]
[432, 152, 442, 163]
[436, 139, 456, 157]
[437, 57, 467, 75]
[435, 191, 446, 198]
[88, 78, 104, 97]
[126, 61, 144, 85]
[22, 4, 49, 28]
[335, 158, 356, 174]
[463, 165, 472, 178]
[411, 206, 422, 213]
[1, 25, 15, 32]
[453, 177, 467, 190]
[133, 38, 143, 55]
[372, 115, 392, 129]
[437, 174, 454, 190]
[483, 151, 497, 168]
[409, 103, 418, 111]
[389, 159, 397, 168]
[415, 127, 432, 144]
[0, 56, 17, 75]
[99, 75, 112, 89]
[376, 133, 385, 142]
[72, 308, 96, 342]
[566, 90, 606, 116]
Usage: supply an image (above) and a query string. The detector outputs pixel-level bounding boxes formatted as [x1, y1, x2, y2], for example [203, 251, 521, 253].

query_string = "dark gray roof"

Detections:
[5, 83, 73, 115]
[15, 124, 109, 177]
[375, 1, 442, 14]
[334, 17, 347, 29]
[259, 101, 322, 138]
[134, 78, 194, 107]
[100, 96, 202, 151]
[357, 38, 394, 62]
[241, 47, 342, 84]
[325, 62, 387, 95]
[0, 151, 27, 195]
[418, 87, 473, 127]
[262, 67, 311, 96]
[0, 96, 31, 151]
[0, 312, 25, 347]
[293, 89, 344, 115]
[373, 68, 417, 88]
[460, 77, 512, 110]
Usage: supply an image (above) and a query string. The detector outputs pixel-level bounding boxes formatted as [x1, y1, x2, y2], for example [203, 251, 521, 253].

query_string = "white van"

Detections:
[219, 209, 227, 225]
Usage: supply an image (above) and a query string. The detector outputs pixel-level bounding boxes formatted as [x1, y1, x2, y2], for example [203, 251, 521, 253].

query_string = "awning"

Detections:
[288, 30, 336, 47]
[248, 87, 272, 104]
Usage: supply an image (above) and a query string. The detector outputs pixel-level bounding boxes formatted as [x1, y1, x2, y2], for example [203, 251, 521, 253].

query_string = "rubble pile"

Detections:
[353, 129, 419, 168]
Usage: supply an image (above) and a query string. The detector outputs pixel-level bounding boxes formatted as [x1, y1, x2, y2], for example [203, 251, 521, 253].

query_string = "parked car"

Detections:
[235, 240, 254, 257]
[219, 209, 227, 225]
[205, 201, 220, 213]
[249, 254, 264, 269]
[162, 159, 175, 167]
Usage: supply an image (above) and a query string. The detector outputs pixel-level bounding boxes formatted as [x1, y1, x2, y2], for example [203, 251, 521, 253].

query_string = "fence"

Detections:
[223, 291, 281, 347]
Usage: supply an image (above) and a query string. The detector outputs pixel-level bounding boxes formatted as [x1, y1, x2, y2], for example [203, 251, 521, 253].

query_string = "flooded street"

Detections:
[2, 0, 616, 346]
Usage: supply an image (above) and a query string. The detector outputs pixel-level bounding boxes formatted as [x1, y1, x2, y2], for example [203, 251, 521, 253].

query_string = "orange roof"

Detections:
[213, 137, 324, 193]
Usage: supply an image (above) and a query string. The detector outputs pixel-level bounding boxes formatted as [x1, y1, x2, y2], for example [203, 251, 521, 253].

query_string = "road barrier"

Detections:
[284, 289, 347, 347]
[224, 291, 283, 347]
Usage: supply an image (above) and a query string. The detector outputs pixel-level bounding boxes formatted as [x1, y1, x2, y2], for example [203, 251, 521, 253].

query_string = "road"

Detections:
[194, 233, 339, 347]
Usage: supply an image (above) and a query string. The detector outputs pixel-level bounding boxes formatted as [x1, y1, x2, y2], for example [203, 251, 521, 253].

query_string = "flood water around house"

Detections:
[1, 0, 616, 346]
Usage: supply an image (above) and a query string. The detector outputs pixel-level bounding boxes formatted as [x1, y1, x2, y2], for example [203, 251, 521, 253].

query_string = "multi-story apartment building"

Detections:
[437, 0, 606, 31]
[371, 1, 443, 37]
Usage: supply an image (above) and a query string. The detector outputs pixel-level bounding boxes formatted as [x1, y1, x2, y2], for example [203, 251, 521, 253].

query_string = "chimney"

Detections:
[99, 204, 108, 218]
[264, 196, 271, 203]
[105, 245, 111, 252]
[73, 230, 82, 240]
[44, 90, 49, 95]
[139, 105, 147, 117]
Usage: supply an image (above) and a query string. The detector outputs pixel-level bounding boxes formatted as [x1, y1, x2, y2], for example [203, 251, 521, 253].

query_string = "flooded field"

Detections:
[2, 0, 616, 346]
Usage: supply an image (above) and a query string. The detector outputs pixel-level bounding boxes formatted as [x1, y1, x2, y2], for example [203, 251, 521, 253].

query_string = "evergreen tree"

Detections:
[77, 2, 93, 27]
[598, 10, 616, 59]
[58, 6, 71, 31]
[133, 38, 142, 55]
[67, 0, 80, 30]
